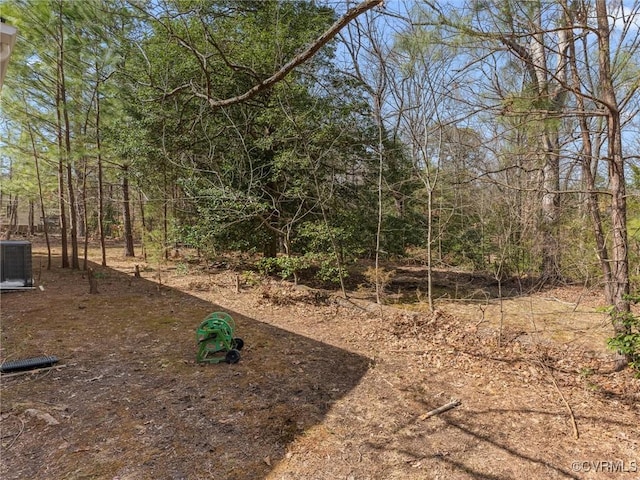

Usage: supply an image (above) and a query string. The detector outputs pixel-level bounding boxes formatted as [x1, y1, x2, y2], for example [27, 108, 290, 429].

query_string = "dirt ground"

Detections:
[1, 243, 639, 480]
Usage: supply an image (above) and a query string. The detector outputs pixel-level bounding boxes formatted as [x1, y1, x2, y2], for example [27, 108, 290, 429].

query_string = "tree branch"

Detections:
[202, 0, 384, 109]
[418, 399, 461, 420]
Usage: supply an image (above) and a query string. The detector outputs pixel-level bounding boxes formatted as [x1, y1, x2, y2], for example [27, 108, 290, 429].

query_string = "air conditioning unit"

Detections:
[0, 240, 34, 290]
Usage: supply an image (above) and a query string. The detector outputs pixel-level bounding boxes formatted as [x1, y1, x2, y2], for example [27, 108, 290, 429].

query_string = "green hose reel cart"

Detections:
[196, 312, 244, 364]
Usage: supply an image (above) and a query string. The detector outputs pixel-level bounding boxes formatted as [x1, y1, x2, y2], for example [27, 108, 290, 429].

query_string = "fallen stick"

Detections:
[527, 306, 579, 440]
[539, 361, 579, 440]
[2, 415, 24, 451]
[0, 364, 67, 379]
[419, 399, 461, 420]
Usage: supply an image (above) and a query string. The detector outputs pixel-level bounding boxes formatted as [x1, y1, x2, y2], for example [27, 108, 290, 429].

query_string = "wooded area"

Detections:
[1, 0, 639, 369]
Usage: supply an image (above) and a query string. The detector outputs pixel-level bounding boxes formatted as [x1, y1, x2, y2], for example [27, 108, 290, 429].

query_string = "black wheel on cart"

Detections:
[225, 349, 241, 364]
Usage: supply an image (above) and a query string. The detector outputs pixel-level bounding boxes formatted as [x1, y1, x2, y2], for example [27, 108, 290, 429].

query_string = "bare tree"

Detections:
[340, 10, 395, 304]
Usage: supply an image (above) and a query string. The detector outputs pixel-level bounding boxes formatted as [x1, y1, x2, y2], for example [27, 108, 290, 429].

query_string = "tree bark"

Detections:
[96, 69, 107, 267]
[27, 116, 52, 270]
[55, 69, 69, 268]
[540, 135, 561, 282]
[81, 157, 89, 271]
[56, 0, 77, 268]
[6, 194, 17, 239]
[122, 164, 135, 257]
[595, 0, 631, 369]
[28, 200, 35, 236]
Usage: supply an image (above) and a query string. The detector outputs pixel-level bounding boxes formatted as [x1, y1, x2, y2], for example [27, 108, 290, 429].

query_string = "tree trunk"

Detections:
[59, 1, 79, 268]
[28, 200, 35, 236]
[55, 0, 80, 269]
[498, 0, 567, 283]
[81, 157, 89, 271]
[163, 173, 169, 260]
[55, 72, 69, 268]
[97, 143, 107, 266]
[595, 0, 631, 369]
[122, 165, 135, 257]
[540, 135, 561, 282]
[54, 1, 69, 268]
[138, 190, 147, 231]
[28, 119, 52, 270]
[6, 195, 17, 239]
[530, 0, 561, 282]
[65, 154, 79, 269]
[138, 189, 147, 261]
[95, 66, 107, 267]
[374, 93, 384, 305]
[564, 10, 612, 295]
[57, 153, 69, 267]
[263, 231, 278, 258]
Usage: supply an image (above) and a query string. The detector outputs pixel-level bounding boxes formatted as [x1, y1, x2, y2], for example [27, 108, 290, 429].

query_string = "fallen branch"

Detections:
[528, 305, 579, 440]
[419, 399, 461, 420]
[332, 296, 366, 311]
[389, 349, 433, 354]
[539, 361, 579, 440]
[0, 415, 25, 451]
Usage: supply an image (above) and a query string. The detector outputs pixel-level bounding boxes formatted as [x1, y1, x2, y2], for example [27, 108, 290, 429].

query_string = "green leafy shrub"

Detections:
[607, 295, 640, 374]
[315, 257, 348, 284]
[257, 255, 311, 282]
[175, 262, 189, 275]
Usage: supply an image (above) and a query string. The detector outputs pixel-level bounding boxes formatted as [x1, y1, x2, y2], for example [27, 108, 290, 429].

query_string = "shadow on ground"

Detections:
[0, 255, 370, 479]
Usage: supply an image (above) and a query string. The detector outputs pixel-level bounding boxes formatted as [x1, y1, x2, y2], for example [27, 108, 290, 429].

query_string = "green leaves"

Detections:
[608, 329, 640, 374]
